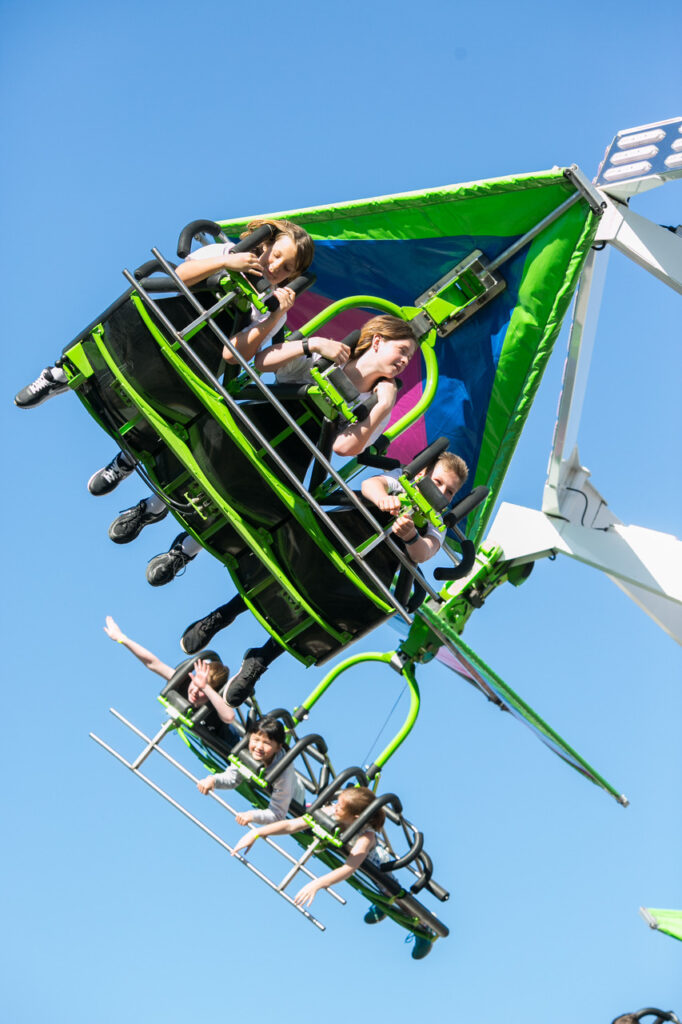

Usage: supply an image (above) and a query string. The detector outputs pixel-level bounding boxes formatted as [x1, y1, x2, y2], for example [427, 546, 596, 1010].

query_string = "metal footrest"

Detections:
[90, 708, 349, 931]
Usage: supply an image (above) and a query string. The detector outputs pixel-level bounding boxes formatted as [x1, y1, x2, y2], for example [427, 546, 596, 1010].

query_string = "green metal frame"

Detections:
[171, 711, 440, 942]
[295, 651, 421, 775]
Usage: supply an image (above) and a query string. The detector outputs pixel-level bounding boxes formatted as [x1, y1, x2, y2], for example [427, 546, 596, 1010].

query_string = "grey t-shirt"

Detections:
[212, 747, 305, 825]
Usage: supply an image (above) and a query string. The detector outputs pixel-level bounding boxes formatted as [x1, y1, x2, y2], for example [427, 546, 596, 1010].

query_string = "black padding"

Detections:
[189, 400, 323, 530]
[403, 437, 449, 479]
[327, 368, 359, 403]
[417, 476, 450, 512]
[92, 294, 245, 420]
[340, 792, 403, 844]
[356, 451, 401, 470]
[230, 224, 275, 255]
[433, 538, 476, 581]
[177, 220, 224, 259]
[288, 273, 316, 295]
[265, 734, 328, 784]
[306, 767, 369, 815]
[444, 485, 489, 526]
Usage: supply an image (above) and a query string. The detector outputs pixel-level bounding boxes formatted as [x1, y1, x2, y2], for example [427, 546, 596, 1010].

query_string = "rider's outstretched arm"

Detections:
[103, 615, 174, 681]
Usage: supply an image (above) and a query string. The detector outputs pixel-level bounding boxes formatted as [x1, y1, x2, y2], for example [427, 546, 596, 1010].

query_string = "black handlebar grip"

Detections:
[315, 327, 362, 371]
[402, 437, 449, 479]
[133, 258, 179, 293]
[261, 271, 318, 311]
[417, 476, 451, 513]
[433, 539, 476, 581]
[425, 879, 450, 902]
[444, 485, 490, 527]
[230, 223, 276, 255]
[176, 219, 224, 259]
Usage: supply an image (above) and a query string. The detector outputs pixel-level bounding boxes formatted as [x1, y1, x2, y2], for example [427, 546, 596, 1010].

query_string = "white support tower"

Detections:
[485, 117, 682, 645]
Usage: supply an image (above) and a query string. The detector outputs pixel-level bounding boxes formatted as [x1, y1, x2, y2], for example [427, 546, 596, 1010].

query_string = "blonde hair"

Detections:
[354, 315, 417, 357]
[432, 451, 469, 489]
[339, 786, 385, 830]
[205, 661, 229, 691]
[241, 218, 314, 279]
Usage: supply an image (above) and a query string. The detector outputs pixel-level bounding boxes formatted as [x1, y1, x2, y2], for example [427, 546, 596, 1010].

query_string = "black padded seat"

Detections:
[94, 294, 244, 420]
[189, 399, 326, 530]
[230, 505, 402, 663]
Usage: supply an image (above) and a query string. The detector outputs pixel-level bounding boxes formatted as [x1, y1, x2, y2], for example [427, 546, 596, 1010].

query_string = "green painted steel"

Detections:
[644, 908, 682, 942]
[297, 651, 421, 771]
[418, 602, 625, 804]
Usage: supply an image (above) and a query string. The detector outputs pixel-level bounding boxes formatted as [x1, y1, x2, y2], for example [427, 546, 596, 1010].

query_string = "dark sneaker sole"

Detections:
[14, 384, 70, 408]
[87, 463, 135, 496]
[108, 508, 168, 544]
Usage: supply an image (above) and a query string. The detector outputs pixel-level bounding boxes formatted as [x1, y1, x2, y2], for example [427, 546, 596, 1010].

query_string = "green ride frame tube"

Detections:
[296, 652, 421, 774]
[295, 295, 441, 437]
[296, 295, 406, 337]
[386, 340, 439, 441]
[89, 330, 348, 645]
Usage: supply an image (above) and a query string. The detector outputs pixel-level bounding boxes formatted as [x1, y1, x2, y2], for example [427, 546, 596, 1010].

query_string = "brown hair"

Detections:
[339, 786, 385, 830]
[241, 218, 315, 280]
[205, 661, 229, 691]
[431, 451, 469, 489]
[354, 315, 417, 357]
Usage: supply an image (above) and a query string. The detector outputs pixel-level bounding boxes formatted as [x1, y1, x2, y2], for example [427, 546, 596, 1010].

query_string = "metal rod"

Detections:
[142, 251, 441, 603]
[277, 838, 322, 892]
[178, 290, 240, 338]
[130, 718, 176, 770]
[90, 732, 326, 929]
[486, 191, 583, 273]
[297, 652, 421, 774]
[106, 709, 346, 903]
[125, 261, 428, 619]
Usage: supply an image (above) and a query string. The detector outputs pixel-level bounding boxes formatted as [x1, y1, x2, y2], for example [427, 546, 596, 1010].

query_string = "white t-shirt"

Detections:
[186, 242, 284, 348]
[274, 349, 391, 449]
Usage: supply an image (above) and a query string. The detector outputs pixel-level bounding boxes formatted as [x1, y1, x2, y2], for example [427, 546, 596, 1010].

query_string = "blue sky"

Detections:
[1, 1, 680, 1022]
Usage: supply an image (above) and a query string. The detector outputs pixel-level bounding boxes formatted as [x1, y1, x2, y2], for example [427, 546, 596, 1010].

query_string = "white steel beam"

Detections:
[485, 502, 682, 645]
[595, 196, 682, 294]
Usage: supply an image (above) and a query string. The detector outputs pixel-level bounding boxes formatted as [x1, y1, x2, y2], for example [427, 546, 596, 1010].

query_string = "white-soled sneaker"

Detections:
[15, 367, 69, 409]
[88, 451, 137, 496]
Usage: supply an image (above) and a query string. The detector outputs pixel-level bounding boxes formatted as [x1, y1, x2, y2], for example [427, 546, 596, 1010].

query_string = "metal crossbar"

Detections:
[125, 255, 441, 611]
[91, 708, 350, 930]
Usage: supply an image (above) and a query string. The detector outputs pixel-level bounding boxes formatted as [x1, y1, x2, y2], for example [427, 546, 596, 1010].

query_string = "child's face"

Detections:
[260, 235, 298, 286]
[187, 678, 208, 706]
[372, 335, 416, 378]
[331, 792, 358, 827]
[427, 464, 462, 504]
[248, 730, 280, 764]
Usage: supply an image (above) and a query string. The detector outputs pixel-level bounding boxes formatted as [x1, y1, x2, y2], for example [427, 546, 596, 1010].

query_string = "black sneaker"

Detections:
[146, 533, 197, 587]
[108, 499, 168, 544]
[15, 367, 69, 408]
[363, 905, 387, 925]
[88, 451, 137, 496]
[225, 649, 269, 707]
[408, 934, 434, 960]
[181, 607, 235, 655]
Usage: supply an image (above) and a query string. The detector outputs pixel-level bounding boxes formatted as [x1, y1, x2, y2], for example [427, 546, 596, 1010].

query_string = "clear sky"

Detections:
[1, 2, 680, 1022]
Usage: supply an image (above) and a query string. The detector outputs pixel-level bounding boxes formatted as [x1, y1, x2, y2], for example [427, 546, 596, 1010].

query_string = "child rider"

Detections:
[103, 615, 236, 742]
[196, 715, 304, 826]
[179, 447, 468, 708]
